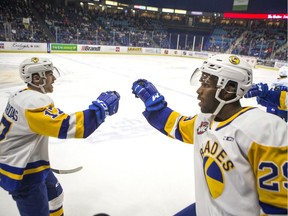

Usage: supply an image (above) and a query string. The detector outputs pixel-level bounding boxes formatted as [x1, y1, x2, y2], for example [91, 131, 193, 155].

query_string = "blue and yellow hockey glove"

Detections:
[244, 82, 268, 98]
[132, 79, 167, 111]
[89, 91, 120, 125]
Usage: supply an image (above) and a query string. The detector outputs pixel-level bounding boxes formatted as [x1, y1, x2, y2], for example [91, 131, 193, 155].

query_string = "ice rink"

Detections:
[0, 53, 279, 216]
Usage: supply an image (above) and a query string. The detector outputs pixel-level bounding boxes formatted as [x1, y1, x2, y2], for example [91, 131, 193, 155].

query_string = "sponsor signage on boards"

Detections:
[51, 44, 77, 51]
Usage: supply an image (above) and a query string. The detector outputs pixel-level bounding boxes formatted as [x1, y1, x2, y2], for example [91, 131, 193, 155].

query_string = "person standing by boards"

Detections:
[131, 54, 287, 215]
[0, 57, 120, 216]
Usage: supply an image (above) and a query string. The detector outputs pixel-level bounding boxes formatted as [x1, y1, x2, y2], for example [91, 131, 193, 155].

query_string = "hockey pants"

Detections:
[10, 170, 64, 216]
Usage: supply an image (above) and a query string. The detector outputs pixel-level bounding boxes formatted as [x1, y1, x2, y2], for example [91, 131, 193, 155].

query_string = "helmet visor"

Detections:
[190, 68, 218, 89]
[51, 67, 60, 79]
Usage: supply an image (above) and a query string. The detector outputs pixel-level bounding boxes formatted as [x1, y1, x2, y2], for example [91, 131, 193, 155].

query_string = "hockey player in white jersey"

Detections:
[244, 65, 288, 122]
[0, 57, 120, 216]
[132, 54, 287, 215]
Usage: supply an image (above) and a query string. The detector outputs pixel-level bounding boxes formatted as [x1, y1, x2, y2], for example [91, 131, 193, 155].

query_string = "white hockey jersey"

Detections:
[143, 106, 288, 215]
[0, 88, 100, 192]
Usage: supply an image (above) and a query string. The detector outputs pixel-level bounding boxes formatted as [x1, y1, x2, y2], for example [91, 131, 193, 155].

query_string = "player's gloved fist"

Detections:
[132, 79, 167, 111]
[244, 83, 268, 98]
[89, 91, 120, 125]
[256, 97, 271, 107]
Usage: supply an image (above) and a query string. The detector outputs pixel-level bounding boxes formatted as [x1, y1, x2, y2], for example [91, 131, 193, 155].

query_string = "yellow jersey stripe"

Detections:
[279, 91, 287, 110]
[215, 107, 254, 130]
[75, 111, 84, 138]
[0, 165, 50, 180]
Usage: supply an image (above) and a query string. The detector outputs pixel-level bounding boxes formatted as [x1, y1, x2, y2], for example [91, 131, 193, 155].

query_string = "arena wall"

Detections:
[1, 41, 284, 69]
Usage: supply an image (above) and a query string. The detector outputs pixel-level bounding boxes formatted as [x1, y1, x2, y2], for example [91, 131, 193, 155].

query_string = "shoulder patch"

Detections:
[197, 121, 209, 134]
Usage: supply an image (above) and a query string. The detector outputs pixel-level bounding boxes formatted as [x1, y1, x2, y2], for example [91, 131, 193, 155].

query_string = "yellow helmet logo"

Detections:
[229, 56, 240, 65]
[31, 57, 39, 63]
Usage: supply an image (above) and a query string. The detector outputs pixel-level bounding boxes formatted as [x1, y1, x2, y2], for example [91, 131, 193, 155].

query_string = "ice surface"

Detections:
[0, 53, 278, 216]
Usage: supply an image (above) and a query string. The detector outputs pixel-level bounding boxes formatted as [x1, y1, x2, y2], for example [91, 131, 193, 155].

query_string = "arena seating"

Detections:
[0, 0, 286, 61]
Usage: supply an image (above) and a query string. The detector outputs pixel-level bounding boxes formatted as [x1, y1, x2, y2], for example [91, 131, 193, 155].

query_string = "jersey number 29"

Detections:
[259, 162, 288, 191]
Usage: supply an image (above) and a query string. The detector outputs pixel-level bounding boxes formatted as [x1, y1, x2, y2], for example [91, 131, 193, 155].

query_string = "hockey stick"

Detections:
[51, 166, 83, 174]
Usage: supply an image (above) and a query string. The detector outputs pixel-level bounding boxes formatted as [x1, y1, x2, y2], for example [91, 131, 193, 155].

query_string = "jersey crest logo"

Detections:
[197, 121, 208, 134]
[203, 156, 224, 199]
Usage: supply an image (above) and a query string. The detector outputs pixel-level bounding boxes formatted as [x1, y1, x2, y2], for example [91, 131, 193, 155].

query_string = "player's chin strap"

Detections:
[38, 82, 47, 94]
[212, 88, 241, 118]
[29, 81, 47, 94]
[29, 74, 48, 94]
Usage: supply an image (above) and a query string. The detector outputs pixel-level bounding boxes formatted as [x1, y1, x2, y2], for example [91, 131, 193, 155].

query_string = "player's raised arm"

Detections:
[132, 54, 288, 216]
[0, 57, 120, 216]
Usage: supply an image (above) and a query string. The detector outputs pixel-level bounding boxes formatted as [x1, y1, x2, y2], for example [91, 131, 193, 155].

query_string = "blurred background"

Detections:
[0, 0, 287, 65]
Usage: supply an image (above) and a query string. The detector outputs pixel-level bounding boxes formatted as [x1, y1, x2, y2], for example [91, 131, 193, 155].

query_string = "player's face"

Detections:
[43, 71, 56, 93]
[196, 73, 220, 113]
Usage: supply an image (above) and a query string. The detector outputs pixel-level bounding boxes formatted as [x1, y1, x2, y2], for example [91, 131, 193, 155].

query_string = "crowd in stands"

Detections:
[230, 25, 287, 60]
[0, 0, 49, 42]
[0, 0, 287, 61]
[36, 1, 110, 45]
[205, 26, 244, 52]
[273, 48, 287, 61]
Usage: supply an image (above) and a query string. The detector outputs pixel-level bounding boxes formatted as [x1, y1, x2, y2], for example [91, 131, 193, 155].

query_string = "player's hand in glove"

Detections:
[132, 79, 167, 111]
[89, 91, 120, 125]
[244, 83, 268, 98]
